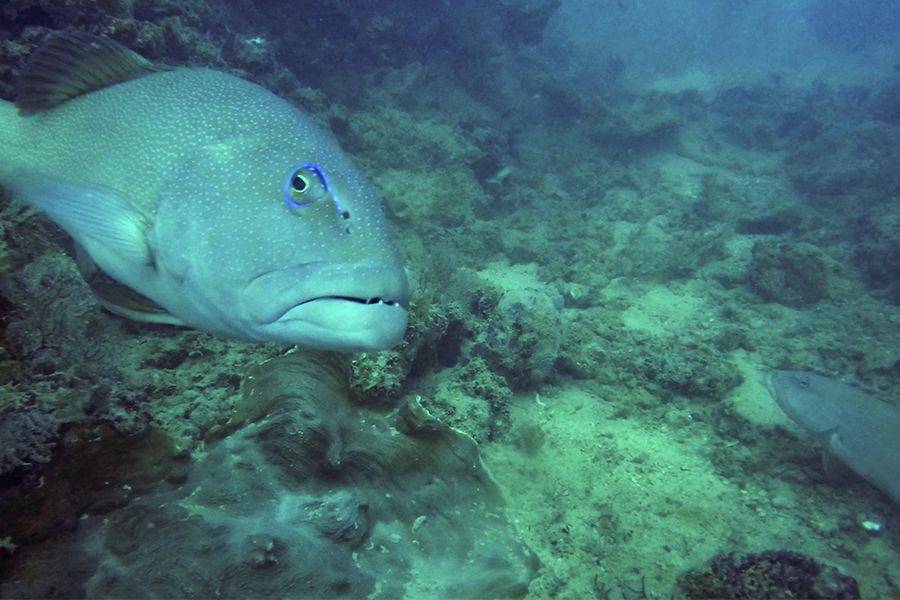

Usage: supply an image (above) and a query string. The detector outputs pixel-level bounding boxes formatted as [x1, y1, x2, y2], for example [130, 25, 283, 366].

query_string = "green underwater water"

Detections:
[1, 1, 899, 598]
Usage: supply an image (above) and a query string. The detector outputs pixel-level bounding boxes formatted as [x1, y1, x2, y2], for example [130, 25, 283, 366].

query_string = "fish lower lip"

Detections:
[269, 295, 405, 324]
[266, 296, 406, 323]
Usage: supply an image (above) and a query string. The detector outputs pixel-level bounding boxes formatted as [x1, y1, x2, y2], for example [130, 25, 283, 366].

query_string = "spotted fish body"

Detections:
[0, 33, 408, 351]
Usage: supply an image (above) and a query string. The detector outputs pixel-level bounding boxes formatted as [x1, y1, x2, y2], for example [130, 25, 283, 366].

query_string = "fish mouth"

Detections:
[244, 262, 409, 349]
[266, 291, 408, 325]
[271, 295, 408, 351]
[292, 295, 406, 310]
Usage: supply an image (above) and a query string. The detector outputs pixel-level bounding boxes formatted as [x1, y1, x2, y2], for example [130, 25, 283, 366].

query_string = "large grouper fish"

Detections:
[0, 32, 408, 352]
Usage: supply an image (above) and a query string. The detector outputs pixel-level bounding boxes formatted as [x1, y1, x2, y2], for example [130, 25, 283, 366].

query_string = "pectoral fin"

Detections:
[74, 244, 185, 326]
[822, 431, 853, 482]
[16, 177, 153, 267]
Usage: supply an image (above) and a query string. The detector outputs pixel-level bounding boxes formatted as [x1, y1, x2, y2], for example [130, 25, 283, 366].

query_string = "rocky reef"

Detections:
[2, 1, 900, 598]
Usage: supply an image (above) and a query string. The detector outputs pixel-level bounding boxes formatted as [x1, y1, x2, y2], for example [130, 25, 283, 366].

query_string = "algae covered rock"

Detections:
[635, 335, 744, 399]
[0, 351, 538, 598]
[736, 206, 804, 235]
[474, 284, 564, 388]
[784, 125, 900, 209]
[0, 403, 58, 487]
[677, 550, 860, 599]
[749, 241, 830, 307]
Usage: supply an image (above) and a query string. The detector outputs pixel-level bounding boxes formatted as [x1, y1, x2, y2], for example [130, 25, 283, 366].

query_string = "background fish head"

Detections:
[766, 370, 841, 435]
[151, 121, 409, 351]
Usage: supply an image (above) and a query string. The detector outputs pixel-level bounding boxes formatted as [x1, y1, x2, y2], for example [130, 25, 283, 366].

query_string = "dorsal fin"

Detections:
[15, 31, 157, 115]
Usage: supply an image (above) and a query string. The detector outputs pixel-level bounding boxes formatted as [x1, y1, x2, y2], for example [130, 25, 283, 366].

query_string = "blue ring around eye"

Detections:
[284, 163, 338, 210]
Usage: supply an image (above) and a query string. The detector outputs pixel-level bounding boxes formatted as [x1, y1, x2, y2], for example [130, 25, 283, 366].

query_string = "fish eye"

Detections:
[284, 163, 331, 210]
[291, 174, 309, 193]
[798, 376, 810, 388]
[282, 163, 348, 226]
